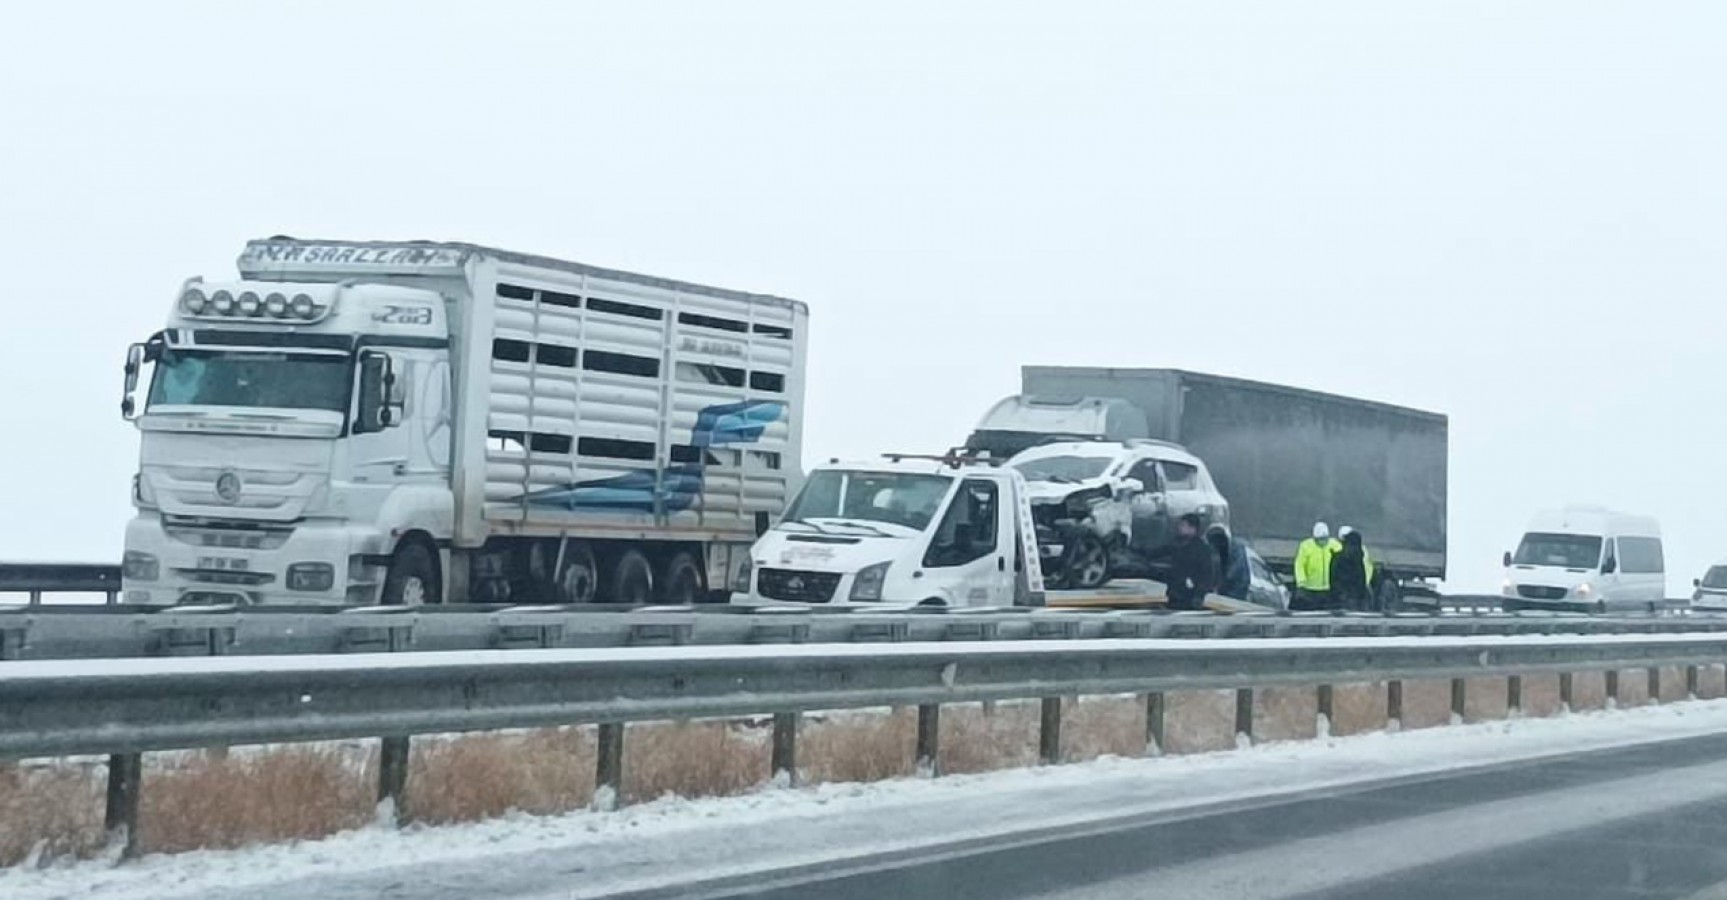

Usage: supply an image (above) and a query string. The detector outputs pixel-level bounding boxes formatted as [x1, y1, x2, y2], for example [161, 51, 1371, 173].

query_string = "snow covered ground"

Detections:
[11, 700, 1727, 900]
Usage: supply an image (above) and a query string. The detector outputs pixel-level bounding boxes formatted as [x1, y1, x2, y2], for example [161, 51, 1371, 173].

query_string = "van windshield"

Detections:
[1511, 533, 1603, 569]
[1703, 566, 1727, 589]
[782, 470, 953, 532]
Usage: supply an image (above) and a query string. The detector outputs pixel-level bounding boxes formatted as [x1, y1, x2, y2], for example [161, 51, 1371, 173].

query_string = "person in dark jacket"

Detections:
[1207, 526, 1253, 601]
[1329, 530, 1371, 611]
[1167, 513, 1219, 610]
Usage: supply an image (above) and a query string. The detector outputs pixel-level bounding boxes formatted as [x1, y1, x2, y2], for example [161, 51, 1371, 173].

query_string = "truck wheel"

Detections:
[557, 541, 598, 604]
[1060, 532, 1110, 590]
[381, 542, 441, 606]
[657, 552, 704, 604]
[608, 550, 654, 605]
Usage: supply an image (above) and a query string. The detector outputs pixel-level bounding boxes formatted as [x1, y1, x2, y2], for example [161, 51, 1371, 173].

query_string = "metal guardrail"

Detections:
[0, 562, 122, 605]
[4, 604, 1727, 661]
[7, 632, 1727, 857]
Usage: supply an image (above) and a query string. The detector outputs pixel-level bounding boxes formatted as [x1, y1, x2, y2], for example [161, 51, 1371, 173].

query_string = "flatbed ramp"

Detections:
[1044, 581, 1268, 613]
[1045, 580, 1167, 609]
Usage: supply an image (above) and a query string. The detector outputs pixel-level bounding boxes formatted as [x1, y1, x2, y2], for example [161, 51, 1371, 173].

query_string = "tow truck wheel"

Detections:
[381, 541, 441, 606]
[1060, 532, 1110, 590]
[557, 541, 598, 604]
[608, 550, 654, 605]
[657, 552, 704, 604]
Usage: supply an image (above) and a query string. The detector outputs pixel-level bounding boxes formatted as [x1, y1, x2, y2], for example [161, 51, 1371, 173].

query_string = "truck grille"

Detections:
[757, 568, 840, 603]
[1517, 585, 1568, 600]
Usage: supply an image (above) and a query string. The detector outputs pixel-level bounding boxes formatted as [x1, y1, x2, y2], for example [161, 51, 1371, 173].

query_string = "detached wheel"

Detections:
[657, 551, 704, 604]
[557, 541, 599, 604]
[381, 542, 441, 606]
[607, 549, 654, 605]
[1059, 532, 1110, 590]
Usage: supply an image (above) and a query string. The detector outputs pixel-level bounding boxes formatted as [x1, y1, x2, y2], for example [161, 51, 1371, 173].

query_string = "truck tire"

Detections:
[1058, 532, 1110, 590]
[657, 552, 704, 604]
[608, 550, 654, 605]
[381, 542, 441, 606]
[557, 541, 599, 604]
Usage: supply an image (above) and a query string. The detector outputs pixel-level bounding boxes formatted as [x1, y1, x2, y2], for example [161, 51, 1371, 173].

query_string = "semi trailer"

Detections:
[119, 237, 807, 606]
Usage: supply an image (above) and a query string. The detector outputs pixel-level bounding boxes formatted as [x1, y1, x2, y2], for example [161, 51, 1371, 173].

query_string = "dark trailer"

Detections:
[1019, 367, 1448, 582]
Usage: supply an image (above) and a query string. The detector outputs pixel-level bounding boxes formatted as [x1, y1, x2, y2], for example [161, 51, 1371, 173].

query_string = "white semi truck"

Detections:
[119, 238, 807, 606]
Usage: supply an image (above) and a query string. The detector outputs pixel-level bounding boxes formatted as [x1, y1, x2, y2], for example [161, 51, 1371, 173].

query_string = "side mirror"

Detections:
[355, 350, 398, 434]
[1601, 557, 1617, 575]
[121, 343, 145, 420]
[1695, 578, 1702, 588]
[1118, 477, 1145, 496]
[1502, 551, 1512, 568]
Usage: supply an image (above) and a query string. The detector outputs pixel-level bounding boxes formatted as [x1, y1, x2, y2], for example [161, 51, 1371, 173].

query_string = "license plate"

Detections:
[197, 556, 249, 571]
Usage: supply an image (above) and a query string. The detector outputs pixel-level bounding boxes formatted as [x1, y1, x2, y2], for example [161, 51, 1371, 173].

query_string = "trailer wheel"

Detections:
[557, 541, 598, 604]
[657, 552, 704, 604]
[608, 550, 654, 605]
[1059, 532, 1110, 590]
[381, 541, 441, 606]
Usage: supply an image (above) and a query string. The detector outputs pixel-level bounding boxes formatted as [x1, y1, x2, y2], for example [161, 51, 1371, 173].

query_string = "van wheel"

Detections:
[1059, 532, 1110, 590]
[381, 542, 440, 606]
[657, 552, 704, 604]
[607, 550, 654, 605]
[557, 541, 598, 604]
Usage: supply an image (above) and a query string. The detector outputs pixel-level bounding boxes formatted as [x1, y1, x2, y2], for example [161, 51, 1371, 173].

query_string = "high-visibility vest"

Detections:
[1295, 538, 1340, 591]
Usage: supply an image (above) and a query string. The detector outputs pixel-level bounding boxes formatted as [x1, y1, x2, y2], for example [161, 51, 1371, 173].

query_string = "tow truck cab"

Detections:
[732, 457, 1045, 608]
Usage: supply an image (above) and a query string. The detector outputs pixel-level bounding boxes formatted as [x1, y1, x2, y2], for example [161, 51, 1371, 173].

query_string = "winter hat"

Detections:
[1313, 522, 1331, 540]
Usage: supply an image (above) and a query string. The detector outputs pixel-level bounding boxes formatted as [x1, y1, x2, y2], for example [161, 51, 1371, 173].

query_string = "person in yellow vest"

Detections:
[1339, 525, 1375, 608]
[1294, 522, 1342, 610]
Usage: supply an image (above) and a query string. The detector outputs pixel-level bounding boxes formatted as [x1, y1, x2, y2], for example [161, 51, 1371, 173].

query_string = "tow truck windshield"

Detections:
[782, 470, 953, 532]
[147, 349, 351, 413]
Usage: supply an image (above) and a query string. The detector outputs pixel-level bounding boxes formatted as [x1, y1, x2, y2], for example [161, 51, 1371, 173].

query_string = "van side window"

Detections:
[1617, 537, 1664, 574]
[924, 479, 999, 568]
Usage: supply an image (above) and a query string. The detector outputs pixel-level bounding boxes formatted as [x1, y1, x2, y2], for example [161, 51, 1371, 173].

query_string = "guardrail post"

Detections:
[594, 723, 625, 810]
[915, 704, 941, 776]
[1387, 680, 1403, 730]
[1450, 678, 1467, 723]
[1687, 665, 1700, 699]
[771, 712, 800, 785]
[1235, 688, 1254, 746]
[104, 752, 142, 858]
[1606, 670, 1620, 707]
[1560, 672, 1574, 712]
[28, 588, 41, 607]
[1316, 684, 1334, 737]
[1144, 692, 1166, 756]
[1506, 675, 1523, 717]
[1039, 697, 1063, 764]
[377, 737, 410, 822]
[1648, 668, 1661, 704]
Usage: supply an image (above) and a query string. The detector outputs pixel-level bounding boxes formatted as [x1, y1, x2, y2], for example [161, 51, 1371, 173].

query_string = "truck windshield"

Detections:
[783, 470, 954, 532]
[1512, 533, 1603, 569]
[147, 349, 351, 413]
[1010, 454, 1113, 483]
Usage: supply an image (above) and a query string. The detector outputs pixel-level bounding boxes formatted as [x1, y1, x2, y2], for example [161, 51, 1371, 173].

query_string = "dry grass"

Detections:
[0, 671, 1687, 868]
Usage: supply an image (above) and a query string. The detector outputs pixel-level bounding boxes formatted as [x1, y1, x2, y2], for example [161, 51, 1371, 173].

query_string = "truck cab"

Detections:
[121, 278, 454, 606]
[732, 457, 1045, 607]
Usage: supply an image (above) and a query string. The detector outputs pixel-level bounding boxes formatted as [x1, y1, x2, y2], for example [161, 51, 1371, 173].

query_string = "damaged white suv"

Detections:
[1007, 439, 1230, 589]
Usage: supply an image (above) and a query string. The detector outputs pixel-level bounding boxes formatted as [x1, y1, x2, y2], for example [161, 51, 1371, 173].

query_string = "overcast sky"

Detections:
[3, 1, 1724, 592]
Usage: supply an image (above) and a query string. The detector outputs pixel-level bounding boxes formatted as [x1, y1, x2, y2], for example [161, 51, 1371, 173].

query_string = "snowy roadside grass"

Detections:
[15, 695, 1727, 900]
[3, 667, 1724, 870]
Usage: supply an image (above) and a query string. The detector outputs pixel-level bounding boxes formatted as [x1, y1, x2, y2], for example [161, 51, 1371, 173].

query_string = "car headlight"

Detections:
[1575, 583, 1594, 597]
[1501, 579, 1514, 596]
[850, 561, 892, 601]
[122, 550, 159, 582]
[731, 557, 754, 593]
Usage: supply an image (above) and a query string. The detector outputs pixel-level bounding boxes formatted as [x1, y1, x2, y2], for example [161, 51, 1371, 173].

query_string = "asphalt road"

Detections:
[689, 732, 1727, 900]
